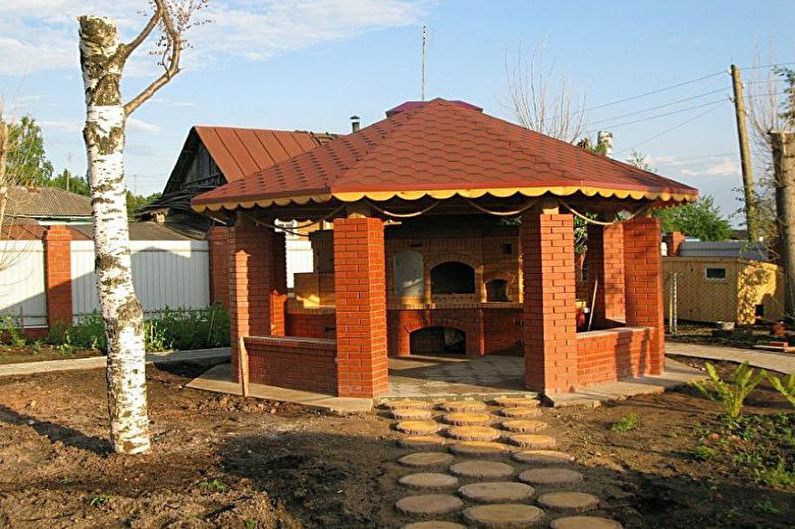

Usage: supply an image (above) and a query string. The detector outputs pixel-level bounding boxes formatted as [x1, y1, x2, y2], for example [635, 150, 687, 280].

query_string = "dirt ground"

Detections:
[0, 359, 792, 529]
[0, 344, 100, 364]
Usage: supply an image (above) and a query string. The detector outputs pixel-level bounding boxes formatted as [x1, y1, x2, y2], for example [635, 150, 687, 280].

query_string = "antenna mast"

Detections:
[421, 25, 427, 101]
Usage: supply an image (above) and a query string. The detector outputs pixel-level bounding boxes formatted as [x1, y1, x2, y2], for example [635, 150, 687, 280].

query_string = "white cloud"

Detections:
[127, 117, 161, 133]
[40, 119, 83, 133]
[680, 158, 740, 178]
[0, 0, 426, 76]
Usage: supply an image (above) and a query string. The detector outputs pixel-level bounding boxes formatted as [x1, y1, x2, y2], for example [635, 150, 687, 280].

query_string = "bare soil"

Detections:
[0, 344, 100, 364]
[0, 359, 792, 529]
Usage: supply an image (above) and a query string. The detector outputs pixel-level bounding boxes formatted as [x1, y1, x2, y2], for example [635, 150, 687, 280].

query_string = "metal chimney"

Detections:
[350, 115, 361, 133]
[597, 131, 614, 158]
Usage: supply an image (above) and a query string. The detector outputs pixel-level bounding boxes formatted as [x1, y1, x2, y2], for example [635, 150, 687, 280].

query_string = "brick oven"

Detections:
[193, 99, 698, 400]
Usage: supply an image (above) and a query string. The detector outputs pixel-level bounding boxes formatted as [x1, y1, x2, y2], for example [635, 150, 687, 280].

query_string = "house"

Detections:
[662, 232, 783, 325]
[7, 185, 92, 225]
[191, 98, 698, 399]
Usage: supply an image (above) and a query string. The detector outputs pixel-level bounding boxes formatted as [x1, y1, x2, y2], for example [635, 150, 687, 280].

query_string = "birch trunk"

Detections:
[78, 16, 150, 454]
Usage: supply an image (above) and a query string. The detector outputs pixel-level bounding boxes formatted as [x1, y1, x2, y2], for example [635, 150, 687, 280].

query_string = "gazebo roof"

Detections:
[192, 98, 698, 213]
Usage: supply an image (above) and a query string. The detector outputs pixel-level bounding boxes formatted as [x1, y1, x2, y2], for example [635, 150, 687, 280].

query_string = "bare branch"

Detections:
[117, 4, 163, 63]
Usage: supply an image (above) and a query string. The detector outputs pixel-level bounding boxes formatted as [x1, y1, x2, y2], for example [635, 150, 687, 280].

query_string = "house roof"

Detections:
[70, 222, 202, 241]
[192, 99, 698, 213]
[193, 126, 337, 183]
[9, 186, 92, 219]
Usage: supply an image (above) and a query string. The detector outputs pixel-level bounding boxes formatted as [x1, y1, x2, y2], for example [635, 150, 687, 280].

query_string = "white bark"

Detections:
[79, 16, 150, 454]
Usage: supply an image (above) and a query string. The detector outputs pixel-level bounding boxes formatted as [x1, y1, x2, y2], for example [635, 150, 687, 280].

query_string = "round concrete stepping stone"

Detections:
[438, 400, 487, 412]
[550, 516, 623, 529]
[446, 426, 502, 442]
[399, 472, 459, 490]
[500, 420, 547, 433]
[463, 504, 545, 528]
[399, 452, 455, 468]
[392, 408, 435, 420]
[459, 482, 535, 503]
[500, 407, 541, 418]
[384, 399, 434, 410]
[397, 420, 441, 435]
[449, 441, 509, 458]
[537, 492, 599, 513]
[395, 494, 464, 516]
[512, 450, 575, 465]
[518, 468, 584, 487]
[493, 396, 540, 408]
[402, 522, 466, 529]
[400, 435, 447, 450]
[507, 434, 557, 449]
[443, 411, 493, 426]
[450, 460, 514, 479]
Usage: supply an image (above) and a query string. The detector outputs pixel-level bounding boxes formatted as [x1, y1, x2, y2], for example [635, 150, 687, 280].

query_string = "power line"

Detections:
[584, 98, 726, 135]
[588, 87, 729, 126]
[615, 106, 722, 156]
[584, 71, 724, 112]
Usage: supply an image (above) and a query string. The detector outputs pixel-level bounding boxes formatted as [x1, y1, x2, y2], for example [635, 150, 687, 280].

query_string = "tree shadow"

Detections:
[0, 404, 110, 455]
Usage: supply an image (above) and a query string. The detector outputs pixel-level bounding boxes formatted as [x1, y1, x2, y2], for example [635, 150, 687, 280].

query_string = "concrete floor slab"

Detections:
[667, 342, 795, 374]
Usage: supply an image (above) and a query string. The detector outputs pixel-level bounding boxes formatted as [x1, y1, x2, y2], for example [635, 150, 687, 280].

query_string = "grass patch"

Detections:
[610, 412, 640, 432]
[88, 494, 110, 507]
[199, 478, 229, 493]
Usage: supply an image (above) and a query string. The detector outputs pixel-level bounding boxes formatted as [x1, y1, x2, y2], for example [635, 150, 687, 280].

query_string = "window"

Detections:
[501, 243, 513, 255]
[430, 262, 476, 295]
[486, 279, 509, 302]
[705, 267, 727, 280]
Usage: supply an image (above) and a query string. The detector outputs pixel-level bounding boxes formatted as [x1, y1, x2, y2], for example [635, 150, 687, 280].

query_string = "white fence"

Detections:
[71, 240, 210, 321]
[286, 237, 313, 288]
[0, 240, 47, 328]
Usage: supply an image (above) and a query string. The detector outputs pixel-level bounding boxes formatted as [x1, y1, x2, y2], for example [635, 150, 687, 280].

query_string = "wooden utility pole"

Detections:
[771, 130, 795, 321]
[731, 64, 758, 242]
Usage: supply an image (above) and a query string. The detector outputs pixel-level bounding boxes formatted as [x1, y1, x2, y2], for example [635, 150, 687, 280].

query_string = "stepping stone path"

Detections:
[512, 450, 575, 465]
[507, 434, 557, 449]
[395, 494, 464, 516]
[449, 460, 514, 479]
[500, 419, 547, 433]
[499, 407, 541, 418]
[438, 400, 487, 412]
[443, 412, 492, 426]
[446, 426, 502, 442]
[392, 397, 622, 528]
[538, 492, 599, 513]
[399, 472, 459, 490]
[550, 516, 623, 529]
[397, 420, 441, 435]
[463, 504, 545, 528]
[458, 482, 535, 503]
[400, 452, 455, 467]
[519, 468, 584, 487]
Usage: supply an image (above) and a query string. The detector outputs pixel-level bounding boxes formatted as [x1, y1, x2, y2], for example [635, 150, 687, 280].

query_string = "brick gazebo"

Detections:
[192, 99, 698, 400]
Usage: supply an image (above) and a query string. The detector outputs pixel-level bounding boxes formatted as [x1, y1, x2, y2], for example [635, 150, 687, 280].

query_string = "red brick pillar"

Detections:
[207, 226, 230, 308]
[521, 210, 578, 394]
[587, 223, 626, 325]
[44, 225, 73, 328]
[662, 231, 685, 256]
[228, 223, 276, 378]
[333, 216, 389, 398]
[624, 216, 664, 375]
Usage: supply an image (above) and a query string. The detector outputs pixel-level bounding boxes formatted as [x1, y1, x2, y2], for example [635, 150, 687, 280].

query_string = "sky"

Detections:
[1, 0, 793, 227]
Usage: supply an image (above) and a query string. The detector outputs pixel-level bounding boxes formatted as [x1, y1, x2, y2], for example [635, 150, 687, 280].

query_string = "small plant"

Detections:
[244, 520, 257, 529]
[0, 315, 26, 347]
[199, 478, 228, 493]
[691, 445, 716, 461]
[88, 494, 110, 507]
[767, 372, 795, 407]
[754, 499, 782, 514]
[691, 362, 764, 420]
[609, 412, 640, 432]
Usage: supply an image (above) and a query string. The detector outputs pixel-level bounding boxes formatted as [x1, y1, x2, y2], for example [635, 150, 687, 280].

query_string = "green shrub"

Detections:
[610, 412, 640, 432]
[0, 315, 26, 347]
[145, 304, 229, 352]
[691, 362, 764, 420]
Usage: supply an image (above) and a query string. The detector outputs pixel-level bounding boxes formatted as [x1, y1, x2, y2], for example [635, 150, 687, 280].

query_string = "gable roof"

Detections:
[192, 99, 698, 212]
[9, 186, 92, 219]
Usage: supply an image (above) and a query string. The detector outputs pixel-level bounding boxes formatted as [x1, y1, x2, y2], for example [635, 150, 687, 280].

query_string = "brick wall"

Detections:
[245, 336, 337, 394]
[286, 310, 336, 339]
[387, 307, 488, 357]
[521, 212, 578, 394]
[207, 226, 230, 308]
[576, 327, 654, 385]
[333, 217, 389, 398]
[43, 225, 73, 328]
[623, 216, 664, 375]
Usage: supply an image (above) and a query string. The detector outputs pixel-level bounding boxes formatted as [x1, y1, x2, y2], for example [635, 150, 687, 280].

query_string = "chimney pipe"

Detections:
[597, 131, 614, 158]
[350, 115, 360, 133]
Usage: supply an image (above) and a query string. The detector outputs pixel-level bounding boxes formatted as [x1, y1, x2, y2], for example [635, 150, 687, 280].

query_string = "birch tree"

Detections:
[78, 0, 206, 454]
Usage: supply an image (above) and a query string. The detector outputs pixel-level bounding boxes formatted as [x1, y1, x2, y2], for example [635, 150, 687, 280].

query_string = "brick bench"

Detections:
[244, 336, 338, 395]
[576, 326, 655, 386]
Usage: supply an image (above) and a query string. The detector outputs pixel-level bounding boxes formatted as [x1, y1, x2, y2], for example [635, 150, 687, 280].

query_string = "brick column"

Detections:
[662, 231, 685, 256]
[333, 216, 389, 398]
[587, 223, 626, 325]
[206, 226, 230, 308]
[228, 223, 276, 378]
[44, 225, 73, 328]
[521, 211, 577, 394]
[623, 216, 664, 375]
